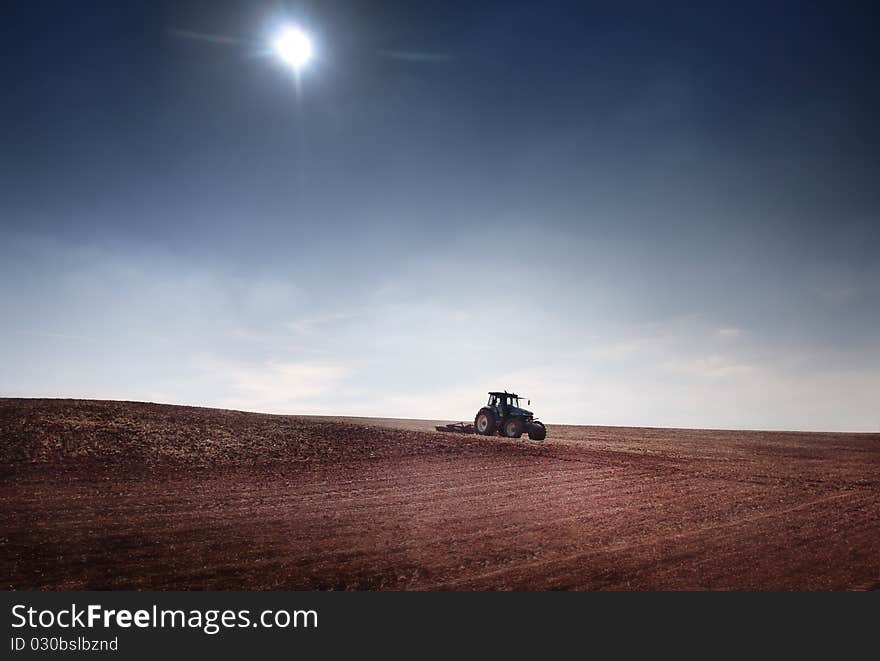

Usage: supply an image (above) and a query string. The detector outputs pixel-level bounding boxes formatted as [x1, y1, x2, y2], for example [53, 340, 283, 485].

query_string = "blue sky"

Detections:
[2, 1, 878, 430]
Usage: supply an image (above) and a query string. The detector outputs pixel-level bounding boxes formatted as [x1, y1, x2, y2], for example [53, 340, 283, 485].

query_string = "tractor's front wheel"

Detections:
[475, 409, 497, 435]
[528, 422, 547, 441]
[503, 418, 524, 438]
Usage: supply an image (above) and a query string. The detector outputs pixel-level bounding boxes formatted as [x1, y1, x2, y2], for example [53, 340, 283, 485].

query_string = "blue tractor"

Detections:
[474, 391, 547, 440]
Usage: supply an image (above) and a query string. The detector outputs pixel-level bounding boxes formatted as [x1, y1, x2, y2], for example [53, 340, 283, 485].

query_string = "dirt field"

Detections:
[2, 398, 878, 590]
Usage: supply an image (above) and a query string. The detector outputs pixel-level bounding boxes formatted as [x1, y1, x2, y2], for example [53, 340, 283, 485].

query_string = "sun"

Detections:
[273, 26, 313, 70]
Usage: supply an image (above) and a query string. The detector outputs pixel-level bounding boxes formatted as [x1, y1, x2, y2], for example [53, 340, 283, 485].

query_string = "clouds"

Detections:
[194, 356, 353, 414]
[286, 312, 361, 337]
[1, 232, 878, 431]
[714, 327, 742, 340]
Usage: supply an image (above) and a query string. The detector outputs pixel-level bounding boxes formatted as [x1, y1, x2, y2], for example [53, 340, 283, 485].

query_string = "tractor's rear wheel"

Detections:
[528, 422, 547, 441]
[475, 409, 497, 435]
[503, 418, 524, 438]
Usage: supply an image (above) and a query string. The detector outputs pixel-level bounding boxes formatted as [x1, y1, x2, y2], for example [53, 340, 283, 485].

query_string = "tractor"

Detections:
[475, 391, 547, 440]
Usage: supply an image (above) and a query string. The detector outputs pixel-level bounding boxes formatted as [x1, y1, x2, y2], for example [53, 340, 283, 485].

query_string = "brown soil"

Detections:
[1, 398, 878, 590]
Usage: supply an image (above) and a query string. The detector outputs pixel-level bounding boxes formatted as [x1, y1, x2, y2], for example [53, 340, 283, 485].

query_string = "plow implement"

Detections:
[435, 422, 476, 434]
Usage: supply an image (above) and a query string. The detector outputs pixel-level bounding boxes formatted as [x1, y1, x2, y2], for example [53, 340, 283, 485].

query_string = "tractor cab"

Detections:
[487, 392, 532, 418]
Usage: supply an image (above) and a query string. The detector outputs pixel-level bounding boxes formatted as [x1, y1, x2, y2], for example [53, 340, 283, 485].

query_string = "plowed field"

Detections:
[2, 399, 878, 590]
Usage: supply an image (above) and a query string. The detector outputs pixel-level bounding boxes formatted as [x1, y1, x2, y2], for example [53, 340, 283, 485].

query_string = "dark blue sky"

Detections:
[2, 1, 878, 429]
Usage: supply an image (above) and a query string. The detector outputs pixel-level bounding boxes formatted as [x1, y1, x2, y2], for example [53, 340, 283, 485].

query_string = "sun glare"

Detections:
[273, 26, 313, 70]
